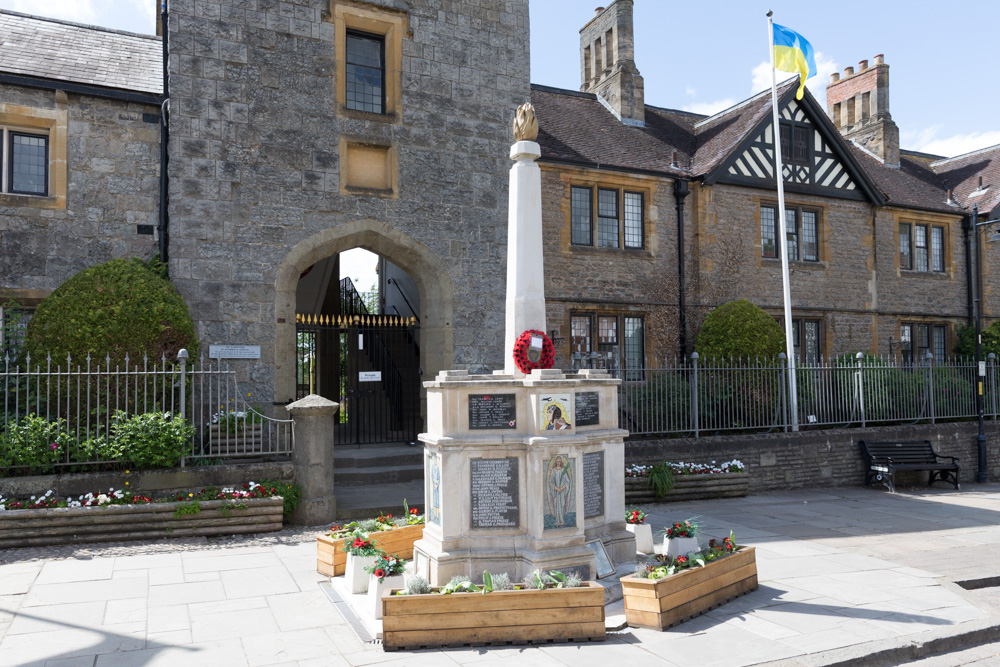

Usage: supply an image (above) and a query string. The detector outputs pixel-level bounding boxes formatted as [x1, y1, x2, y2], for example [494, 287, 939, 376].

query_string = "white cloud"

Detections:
[902, 126, 1000, 159]
[0, 0, 97, 23]
[749, 51, 838, 110]
[684, 85, 697, 97]
[682, 98, 738, 116]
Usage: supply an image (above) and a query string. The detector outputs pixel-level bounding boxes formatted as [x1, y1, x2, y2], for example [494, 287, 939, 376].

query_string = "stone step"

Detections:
[334, 479, 425, 520]
[333, 443, 424, 469]
[333, 464, 424, 487]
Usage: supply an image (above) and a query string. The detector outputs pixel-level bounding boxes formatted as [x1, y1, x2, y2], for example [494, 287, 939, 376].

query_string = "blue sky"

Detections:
[3, 0, 997, 159]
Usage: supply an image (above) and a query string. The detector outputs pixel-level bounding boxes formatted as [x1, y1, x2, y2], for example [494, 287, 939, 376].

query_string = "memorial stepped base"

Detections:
[333, 443, 425, 520]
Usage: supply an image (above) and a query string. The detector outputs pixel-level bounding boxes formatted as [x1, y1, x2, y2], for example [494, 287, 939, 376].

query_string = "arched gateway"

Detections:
[274, 219, 455, 442]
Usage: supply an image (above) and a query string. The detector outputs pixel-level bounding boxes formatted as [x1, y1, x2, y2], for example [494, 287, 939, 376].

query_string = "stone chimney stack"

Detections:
[579, 0, 644, 126]
[826, 54, 899, 166]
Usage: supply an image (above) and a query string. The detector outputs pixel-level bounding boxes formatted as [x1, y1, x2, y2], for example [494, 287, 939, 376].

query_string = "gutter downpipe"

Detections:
[157, 0, 170, 269]
[965, 213, 974, 325]
[673, 179, 691, 357]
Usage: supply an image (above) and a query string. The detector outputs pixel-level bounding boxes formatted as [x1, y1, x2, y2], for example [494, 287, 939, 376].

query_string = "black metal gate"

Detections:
[295, 312, 421, 445]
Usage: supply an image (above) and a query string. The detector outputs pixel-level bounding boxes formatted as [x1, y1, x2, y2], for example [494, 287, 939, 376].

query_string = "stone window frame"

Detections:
[760, 203, 821, 263]
[568, 182, 647, 251]
[899, 321, 947, 364]
[778, 317, 823, 364]
[569, 311, 645, 377]
[0, 101, 68, 210]
[330, 2, 406, 124]
[898, 221, 946, 274]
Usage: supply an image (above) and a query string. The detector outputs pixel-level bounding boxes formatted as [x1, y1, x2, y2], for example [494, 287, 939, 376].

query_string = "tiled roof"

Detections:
[931, 144, 1000, 216]
[849, 147, 957, 214]
[0, 10, 162, 95]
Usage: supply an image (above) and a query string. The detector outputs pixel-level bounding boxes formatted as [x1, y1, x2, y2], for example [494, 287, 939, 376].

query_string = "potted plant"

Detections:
[382, 569, 605, 650]
[622, 532, 757, 630]
[343, 534, 381, 593]
[662, 517, 701, 558]
[366, 552, 407, 619]
[625, 507, 653, 553]
[316, 502, 425, 577]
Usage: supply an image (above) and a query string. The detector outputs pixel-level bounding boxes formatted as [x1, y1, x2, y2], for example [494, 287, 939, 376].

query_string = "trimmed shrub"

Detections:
[954, 323, 1000, 360]
[695, 299, 785, 362]
[25, 257, 198, 368]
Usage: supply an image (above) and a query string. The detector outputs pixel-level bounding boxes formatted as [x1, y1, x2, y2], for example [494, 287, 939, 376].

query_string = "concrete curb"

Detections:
[757, 617, 1000, 666]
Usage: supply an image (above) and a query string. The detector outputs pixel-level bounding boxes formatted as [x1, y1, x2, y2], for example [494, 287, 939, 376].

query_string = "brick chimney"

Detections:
[826, 54, 899, 166]
[579, 0, 644, 126]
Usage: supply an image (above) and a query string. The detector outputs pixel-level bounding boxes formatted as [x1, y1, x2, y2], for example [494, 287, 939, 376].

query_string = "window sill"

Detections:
[337, 107, 400, 124]
[342, 184, 396, 199]
[568, 244, 651, 257]
[0, 192, 61, 209]
[900, 269, 950, 278]
[761, 258, 826, 269]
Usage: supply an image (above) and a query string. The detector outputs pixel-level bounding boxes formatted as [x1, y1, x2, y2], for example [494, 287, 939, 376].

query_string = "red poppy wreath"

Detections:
[512, 329, 555, 373]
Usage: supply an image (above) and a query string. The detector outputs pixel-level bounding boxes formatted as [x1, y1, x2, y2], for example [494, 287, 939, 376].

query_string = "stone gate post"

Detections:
[285, 394, 338, 525]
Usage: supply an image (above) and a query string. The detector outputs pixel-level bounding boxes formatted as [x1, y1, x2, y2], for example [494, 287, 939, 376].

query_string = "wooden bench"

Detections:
[858, 440, 960, 493]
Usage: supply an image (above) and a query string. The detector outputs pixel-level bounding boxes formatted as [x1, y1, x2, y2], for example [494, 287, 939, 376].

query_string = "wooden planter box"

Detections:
[316, 523, 423, 577]
[381, 582, 606, 650]
[625, 472, 749, 504]
[0, 497, 284, 548]
[622, 546, 757, 630]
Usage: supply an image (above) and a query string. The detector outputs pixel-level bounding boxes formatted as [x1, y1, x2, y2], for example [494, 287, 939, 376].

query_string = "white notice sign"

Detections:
[209, 345, 261, 359]
[359, 371, 382, 382]
[980, 361, 987, 377]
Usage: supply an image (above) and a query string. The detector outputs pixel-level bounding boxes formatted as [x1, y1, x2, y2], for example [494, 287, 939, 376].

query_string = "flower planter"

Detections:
[207, 424, 265, 454]
[664, 535, 700, 559]
[625, 472, 749, 504]
[369, 574, 405, 619]
[622, 546, 757, 630]
[381, 582, 606, 650]
[316, 523, 423, 577]
[346, 553, 376, 594]
[626, 523, 654, 553]
[0, 497, 284, 548]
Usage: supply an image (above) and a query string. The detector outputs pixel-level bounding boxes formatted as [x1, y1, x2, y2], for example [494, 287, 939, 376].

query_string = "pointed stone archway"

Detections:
[274, 218, 455, 409]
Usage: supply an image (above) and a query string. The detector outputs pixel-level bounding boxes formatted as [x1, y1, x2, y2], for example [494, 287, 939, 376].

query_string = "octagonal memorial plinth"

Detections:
[412, 367, 634, 585]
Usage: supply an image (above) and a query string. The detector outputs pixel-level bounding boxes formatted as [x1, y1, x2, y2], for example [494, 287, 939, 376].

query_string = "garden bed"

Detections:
[317, 523, 423, 577]
[621, 546, 757, 630]
[625, 472, 749, 503]
[381, 582, 606, 650]
[0, 496, 284, 548]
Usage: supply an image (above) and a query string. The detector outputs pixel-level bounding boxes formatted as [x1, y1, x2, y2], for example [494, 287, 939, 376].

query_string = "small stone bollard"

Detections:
[285, 394, 338, 525]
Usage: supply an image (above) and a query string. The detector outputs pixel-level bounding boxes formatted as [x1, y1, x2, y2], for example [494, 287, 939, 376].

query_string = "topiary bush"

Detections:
[695, 299, 785, 362]
[25, 257, 198, 368]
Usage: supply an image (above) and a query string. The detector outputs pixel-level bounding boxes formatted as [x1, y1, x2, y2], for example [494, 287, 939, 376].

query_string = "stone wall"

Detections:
[166, 0, 531, 401]
[0, 85, 161, 301]
[625, 421, 1000, 491]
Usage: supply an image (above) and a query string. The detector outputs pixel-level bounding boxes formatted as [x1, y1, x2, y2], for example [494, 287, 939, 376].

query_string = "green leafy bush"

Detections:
[260, 479, 302, 518]
[695, 300, 785, 362]
[110, 411, 194, 468]
[25, 257, 198, 368]
[954, 323, 1000, 360]
[0, 414, 73, 472]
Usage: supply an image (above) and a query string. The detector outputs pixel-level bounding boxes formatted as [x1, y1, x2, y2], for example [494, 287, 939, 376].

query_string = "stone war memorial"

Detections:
[412, 104, 635, 584]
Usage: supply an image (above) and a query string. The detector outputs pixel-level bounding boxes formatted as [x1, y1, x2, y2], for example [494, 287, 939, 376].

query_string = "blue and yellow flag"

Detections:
[773, 23, 816, 100]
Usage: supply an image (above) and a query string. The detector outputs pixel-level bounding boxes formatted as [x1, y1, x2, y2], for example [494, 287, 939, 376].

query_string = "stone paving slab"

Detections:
[3, 486, 1000, 665]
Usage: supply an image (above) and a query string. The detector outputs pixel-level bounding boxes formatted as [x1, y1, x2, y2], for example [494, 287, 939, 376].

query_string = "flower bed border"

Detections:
[0, 496, 284, 548]
[381, 581, 606, 650]
[625, 472, 749, 503]
[621, 546, 757, 630]
[316, 524, 423, 577]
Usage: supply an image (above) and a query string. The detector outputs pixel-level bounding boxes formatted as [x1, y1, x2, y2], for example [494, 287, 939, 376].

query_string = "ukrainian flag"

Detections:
[773, 23, 816, 100]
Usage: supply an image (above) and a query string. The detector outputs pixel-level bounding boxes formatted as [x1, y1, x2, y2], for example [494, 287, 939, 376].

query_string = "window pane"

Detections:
[570, 186, 592, 245]
[915, 225, 928, 272]
[345, 32, 384, 114]
[785, 208, 798, 261]
[597, 188, 618, 248]
[0, 307, 32, 362]
[931, 227, 944, 272]
[761, 206, 776, 258]
[10, 133, 47, 195]
[780, 124, 791, 162]
[793, 126, 808, 163]
[623, 316, 644, 381]
[933, 326, 945, 360]
[623, 191, 643, 248]
[899, 224, 912, 270]
[801, 210, 817, 261]
[917, 324, 930, 359]
[598, 316, 617, 344]
[571, 315, 592, 355]
[791, 319, 801, 358]
[804, 321, 819, 364]
[900, 324, 912, 363]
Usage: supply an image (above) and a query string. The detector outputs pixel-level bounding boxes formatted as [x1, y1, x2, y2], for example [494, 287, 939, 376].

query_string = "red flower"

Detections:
[676, 556, 688, 564]
[410, 508, 419, 515]
[374, 568, 386, 578]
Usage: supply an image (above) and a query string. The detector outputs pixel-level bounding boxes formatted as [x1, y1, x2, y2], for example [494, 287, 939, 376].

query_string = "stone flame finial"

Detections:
[512, 103, 538, 142]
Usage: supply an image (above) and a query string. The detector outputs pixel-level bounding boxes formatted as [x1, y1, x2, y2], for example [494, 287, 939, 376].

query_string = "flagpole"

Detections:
[767, 10, 799, 431]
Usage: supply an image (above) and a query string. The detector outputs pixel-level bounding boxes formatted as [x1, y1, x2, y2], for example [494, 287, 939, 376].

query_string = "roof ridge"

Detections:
[0, 8, 161, 41]
[930, 142, 1000, 169]
[529, 82, 707, 119]
[693, 76, 797, 130]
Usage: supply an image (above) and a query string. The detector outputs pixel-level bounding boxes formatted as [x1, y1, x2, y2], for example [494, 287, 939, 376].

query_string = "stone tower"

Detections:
[579, 1, 644, 126]
[826, 55, 900, 166]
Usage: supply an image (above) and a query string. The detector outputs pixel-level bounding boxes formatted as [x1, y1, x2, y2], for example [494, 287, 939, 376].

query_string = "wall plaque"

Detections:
[575, 391, 600, 427]
[583, 451, 605, 518]
[470, 457, 519, 528]
[468, 394, 517, 430]
[208, 345, 261, 359]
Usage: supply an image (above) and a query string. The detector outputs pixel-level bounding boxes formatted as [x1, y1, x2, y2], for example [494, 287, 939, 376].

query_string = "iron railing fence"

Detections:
[615, 352, 997, 438]
[1, 350, 292, 474]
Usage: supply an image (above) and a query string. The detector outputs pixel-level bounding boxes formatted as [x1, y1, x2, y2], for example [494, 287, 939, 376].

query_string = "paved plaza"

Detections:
[4, 486, 1000, 666]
